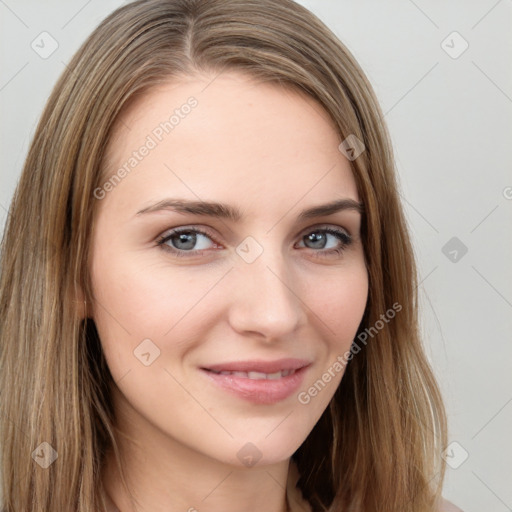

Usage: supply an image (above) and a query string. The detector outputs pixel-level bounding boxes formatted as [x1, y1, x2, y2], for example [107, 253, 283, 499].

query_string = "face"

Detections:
[89, 71, 368, 468]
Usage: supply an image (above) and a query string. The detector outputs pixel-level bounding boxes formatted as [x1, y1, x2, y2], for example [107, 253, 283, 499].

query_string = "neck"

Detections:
[101, 438, 291, 512]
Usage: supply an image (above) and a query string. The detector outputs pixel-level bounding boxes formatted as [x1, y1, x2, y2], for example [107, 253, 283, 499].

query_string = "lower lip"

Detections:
[200, 366, 310, 405]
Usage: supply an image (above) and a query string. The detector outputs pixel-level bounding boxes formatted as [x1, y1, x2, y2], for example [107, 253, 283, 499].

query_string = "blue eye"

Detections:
[297, 227, 352, 257]
[157, 227, 218, 257]
[156, 226, 352, 259]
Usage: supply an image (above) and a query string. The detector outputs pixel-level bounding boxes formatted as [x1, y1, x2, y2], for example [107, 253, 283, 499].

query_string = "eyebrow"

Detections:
[136, 197, 363, 221]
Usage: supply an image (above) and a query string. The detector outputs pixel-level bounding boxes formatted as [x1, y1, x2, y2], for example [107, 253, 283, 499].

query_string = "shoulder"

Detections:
[438, 497, 464, 512]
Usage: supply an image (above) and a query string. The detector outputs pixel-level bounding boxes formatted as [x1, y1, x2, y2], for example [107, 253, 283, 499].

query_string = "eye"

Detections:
[296, 226, 352, 258]
[157, 227, 220, 257]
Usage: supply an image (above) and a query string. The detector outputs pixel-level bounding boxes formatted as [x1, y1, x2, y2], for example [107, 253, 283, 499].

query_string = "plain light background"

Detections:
[1, 1, 511, 511]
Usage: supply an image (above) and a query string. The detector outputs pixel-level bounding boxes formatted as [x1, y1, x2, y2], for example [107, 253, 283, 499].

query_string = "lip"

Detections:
[202, 358, 311, 374]
[200, 358, 311, 405]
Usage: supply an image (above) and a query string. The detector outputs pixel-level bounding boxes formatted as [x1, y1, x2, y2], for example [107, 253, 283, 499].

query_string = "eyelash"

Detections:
[156, 225, 352, 260]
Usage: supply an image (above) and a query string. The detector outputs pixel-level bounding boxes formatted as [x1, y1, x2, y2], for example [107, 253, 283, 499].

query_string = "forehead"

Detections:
[100, 71, 359, 216]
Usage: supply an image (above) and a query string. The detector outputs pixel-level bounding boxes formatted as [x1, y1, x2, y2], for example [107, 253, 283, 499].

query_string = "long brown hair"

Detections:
[0, 1, 448, 510]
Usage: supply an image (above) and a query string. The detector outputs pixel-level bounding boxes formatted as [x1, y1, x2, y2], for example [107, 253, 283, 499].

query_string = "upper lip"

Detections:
[202, 358, 311, 374]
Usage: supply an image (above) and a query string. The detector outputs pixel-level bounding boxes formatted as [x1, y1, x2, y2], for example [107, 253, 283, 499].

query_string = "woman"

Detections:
[0, 0, 462, 511]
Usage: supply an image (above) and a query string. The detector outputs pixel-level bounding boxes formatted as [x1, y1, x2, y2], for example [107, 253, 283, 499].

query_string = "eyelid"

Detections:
[295, 223, 352, 242]
[156, 225, 221, 248]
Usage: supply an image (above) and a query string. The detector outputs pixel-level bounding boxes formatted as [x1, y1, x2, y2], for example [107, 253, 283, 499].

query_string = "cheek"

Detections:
[294, 263, 368, 415]
[89, 245, 224, 372]
[306, 261, 368, 345]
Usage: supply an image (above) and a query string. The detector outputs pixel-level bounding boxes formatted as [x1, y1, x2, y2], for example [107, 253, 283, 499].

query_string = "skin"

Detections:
[87, 71, 369, 512]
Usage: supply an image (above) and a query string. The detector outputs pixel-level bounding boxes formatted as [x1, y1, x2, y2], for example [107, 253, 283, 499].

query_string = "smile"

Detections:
[207, 369, 297, 379]
[201, 364, 310, 404]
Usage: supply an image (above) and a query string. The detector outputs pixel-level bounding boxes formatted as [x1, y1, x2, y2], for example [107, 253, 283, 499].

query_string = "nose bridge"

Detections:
[228, 240, 304, 338]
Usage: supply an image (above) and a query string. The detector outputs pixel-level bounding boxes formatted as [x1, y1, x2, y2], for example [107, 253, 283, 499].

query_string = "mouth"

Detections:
[201, 357, 311, 375]
[205, 368, 299, 379]
[200, 358, 311, 404]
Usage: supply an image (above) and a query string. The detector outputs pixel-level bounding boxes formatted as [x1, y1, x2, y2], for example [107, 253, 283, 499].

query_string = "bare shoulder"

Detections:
[438, 497, 464, 512]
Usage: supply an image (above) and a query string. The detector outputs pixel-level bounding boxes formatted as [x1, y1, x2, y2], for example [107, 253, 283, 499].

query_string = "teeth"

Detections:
[212, 369, 296, 379]
[248, 371, 268, 379]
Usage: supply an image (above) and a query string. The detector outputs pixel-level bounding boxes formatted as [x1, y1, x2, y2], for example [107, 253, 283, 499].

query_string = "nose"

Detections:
[227, 250, 306, 341]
